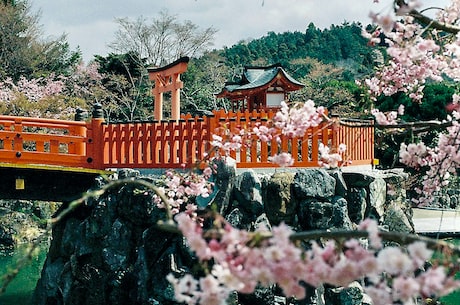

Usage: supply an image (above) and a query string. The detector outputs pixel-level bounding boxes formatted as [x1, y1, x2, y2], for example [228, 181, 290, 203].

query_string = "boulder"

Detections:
[298, 199, 334, 230]
[0, 225, 14, 249]
[298, 196, 354, 231]
[346, 188, 367, 224]
[331, 196, 354, 230]
[233, 169, 264, 219]
[342, 172, 375, 188]
[210, 156, 237, 214]
[293, 169, 336, 200]
[383, 203, 414, 233]
[368, 177, 387, 221]
[378, 169, 409, 209]
[264, 172, 297, 226]
[329, 169, 348, 198]
[325, 282, 364, 305]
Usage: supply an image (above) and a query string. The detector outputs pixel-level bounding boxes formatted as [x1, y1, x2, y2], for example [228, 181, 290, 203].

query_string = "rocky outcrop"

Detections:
[0, 200, 57, 250]
[32, 164, 412, 305]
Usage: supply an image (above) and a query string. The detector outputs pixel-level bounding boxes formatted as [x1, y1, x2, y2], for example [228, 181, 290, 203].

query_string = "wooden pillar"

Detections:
[87, 103, 105, 169]
[148, 57, 189, 121]
[153, 85, 164, 121]
[171, 73, 181, 121]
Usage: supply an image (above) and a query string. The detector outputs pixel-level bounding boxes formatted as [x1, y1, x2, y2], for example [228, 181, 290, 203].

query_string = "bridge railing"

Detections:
[0, 109, 375, 170]
[209, 109, 333, 168]
[100, 110, 374, 169]
[100, 114, 211, 169]
[335, 119, 375, 166]
[0, 115, 92, 168]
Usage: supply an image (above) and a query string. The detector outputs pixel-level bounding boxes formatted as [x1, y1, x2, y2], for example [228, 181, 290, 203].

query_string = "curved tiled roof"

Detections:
[216, 64, 304, 98]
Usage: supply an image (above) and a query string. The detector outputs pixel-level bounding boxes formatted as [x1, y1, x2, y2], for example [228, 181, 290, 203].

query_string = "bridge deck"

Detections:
[0, 163, 112, 202]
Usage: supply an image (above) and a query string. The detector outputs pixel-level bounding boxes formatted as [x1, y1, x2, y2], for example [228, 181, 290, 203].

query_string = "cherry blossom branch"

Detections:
[409, 10, 460, 33]
[395, 0, 460, 33]
[376, 120, 454, 136]
[290, 229, 460, 255]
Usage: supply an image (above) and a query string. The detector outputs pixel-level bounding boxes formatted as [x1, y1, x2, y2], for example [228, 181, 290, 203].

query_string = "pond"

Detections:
[0, 243, 49, 305]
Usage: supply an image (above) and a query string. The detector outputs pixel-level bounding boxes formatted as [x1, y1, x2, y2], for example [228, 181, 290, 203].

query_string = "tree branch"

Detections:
[395, 0, 460, 34]
[338, 118, 454, 133]
[290, 229, 460, 255]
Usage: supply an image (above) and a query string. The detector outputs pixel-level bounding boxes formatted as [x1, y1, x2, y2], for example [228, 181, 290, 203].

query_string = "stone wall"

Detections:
[32, 161, 412, 305]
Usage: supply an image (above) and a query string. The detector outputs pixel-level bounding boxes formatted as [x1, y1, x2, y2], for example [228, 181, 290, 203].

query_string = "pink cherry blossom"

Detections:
[168, 212, 459, 305]
[318, 142, 344, 168]
[268, 152, 294, 167]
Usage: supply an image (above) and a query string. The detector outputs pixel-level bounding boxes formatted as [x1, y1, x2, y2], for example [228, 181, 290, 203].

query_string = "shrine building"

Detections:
[216, 63, 304, 112]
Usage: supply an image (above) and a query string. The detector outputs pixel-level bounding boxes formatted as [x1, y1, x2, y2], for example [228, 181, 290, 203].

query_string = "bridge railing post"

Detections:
[86, 103, 105, 169]
[13, 117, 23, 155]
[70, 108, 88, 155]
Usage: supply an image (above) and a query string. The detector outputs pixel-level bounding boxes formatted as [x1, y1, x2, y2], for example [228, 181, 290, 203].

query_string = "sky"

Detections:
[32, 0, 448, 63]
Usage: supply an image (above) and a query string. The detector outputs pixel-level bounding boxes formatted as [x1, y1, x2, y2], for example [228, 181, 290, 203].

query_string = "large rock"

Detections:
[298, 197, 354, 231]
[342, 172, 375, 188]
[368, 176, 387, 221]
[0, 199, 57, 249]
[209, 156, 237, 214]
[0, 225, 14, 249]
[293, 169, 336, 200]
[346, 188, 367, 224]
[233, 169, 264, 219]
[298, 199, 334, 230]
[331, 196, 354, 230]
[329, 169, 348, 198]
[325, 282, 364, 305]
[383, 203, 414, 233]
[264, 172, 297, 226]
[378, 169, 409, 209]
[33, 183, 183, 305]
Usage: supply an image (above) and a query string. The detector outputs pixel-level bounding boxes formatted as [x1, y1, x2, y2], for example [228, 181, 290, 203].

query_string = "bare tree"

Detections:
[290, 57, 356, 115]
[109, 10, 217, 67]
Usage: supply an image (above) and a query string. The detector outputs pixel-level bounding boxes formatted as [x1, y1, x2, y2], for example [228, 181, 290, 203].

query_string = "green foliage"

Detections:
[174, 22, 379, 114]
[95, 52, 145, 79]
[181, 53, 231, 115]
[220, 22, 375, 81]
[0, 0, 81, 81]
[374, 83, 455, 168]
[376, 83, 454, 122]
[95, 52, 153, 122]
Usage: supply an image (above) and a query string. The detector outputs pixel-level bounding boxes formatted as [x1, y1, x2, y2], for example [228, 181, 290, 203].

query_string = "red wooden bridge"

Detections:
[0, 105, 374, 201]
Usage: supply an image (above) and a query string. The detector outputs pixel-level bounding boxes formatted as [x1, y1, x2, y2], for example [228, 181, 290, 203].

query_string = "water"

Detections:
[0, 243, 48, 305]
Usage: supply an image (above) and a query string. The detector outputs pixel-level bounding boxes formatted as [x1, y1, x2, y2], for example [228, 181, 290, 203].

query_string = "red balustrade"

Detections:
[0, 115, 92, 168]
[0, 111, 374, 170]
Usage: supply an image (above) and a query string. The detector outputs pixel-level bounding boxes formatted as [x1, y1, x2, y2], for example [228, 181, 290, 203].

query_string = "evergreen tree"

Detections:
[0, 0, 80, 80]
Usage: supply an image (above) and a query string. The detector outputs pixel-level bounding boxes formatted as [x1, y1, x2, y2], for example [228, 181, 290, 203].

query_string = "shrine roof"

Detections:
[216, 63, 303, 97]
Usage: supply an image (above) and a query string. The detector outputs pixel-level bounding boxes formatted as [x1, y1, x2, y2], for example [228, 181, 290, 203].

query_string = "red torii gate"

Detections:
[147, 57, 189, 121]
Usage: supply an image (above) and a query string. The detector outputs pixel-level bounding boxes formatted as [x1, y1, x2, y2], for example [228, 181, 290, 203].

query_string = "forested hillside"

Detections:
[219, 22, 378, 79]
[181, 21, 382, 116]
